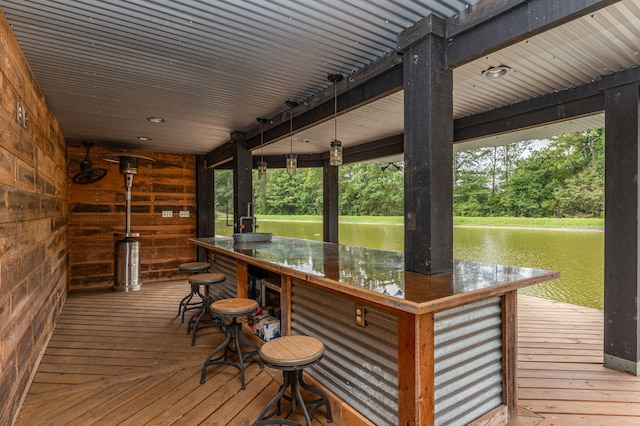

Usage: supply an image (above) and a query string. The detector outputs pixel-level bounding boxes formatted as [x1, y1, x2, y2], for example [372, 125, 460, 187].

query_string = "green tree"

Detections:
[214, 169, 233, 215]
[500, 130, 604, 217]
[339, 163, 403, 216]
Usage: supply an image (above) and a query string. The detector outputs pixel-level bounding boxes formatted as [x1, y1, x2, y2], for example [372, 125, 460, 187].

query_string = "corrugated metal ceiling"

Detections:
[2, 0, 638, 159]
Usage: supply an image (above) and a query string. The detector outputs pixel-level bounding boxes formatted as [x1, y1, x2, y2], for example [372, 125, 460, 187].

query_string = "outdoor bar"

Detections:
[6, 1, 640, 425]
[192, 236, 559, 425]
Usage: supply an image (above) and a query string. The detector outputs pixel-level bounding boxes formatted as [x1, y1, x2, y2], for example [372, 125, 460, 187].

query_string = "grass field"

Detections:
[216, 214, 604, 229]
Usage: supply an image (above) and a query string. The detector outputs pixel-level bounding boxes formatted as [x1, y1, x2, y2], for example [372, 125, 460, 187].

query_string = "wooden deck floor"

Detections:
[14, 281, 640, 425]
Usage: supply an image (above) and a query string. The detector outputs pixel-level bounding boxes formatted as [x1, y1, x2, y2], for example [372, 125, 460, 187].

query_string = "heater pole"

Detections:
[124, 173, 134, 236]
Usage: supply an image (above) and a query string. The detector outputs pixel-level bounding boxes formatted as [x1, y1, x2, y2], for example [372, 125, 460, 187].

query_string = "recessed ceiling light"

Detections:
[146, 117, 165, 123]
[137, 136, 152, 141]
[481, 65, 512, 79]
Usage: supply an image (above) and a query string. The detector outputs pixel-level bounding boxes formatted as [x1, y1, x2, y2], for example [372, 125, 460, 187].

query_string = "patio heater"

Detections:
[102, 153, 155, 292]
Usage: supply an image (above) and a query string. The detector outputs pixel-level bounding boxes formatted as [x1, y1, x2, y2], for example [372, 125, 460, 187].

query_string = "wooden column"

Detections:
[196, 155, 215, 261]
[232, 131, 254, 233]
[323, 159, 339, 243]
[398, 14, 453, 275]
[604, 82, 640, 375]
[502, 291, 518, 419]
[397, 311, 435, 425]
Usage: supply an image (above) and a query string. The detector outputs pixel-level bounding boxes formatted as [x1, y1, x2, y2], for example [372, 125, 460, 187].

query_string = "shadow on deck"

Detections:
[14, 281, 640, 425]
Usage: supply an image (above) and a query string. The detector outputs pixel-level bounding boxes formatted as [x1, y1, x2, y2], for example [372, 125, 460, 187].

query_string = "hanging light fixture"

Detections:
[285, 100, 298, 175]
[257, 117, 268, 179]
[328, 73, 344, 166]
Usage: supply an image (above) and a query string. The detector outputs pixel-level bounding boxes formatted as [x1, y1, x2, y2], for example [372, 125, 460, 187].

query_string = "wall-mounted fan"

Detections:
[72, 142, 107, 184]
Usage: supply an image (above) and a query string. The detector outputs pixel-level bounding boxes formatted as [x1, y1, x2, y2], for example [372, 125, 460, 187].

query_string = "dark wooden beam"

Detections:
[232, 132, 253, 233]
[246, 68, 403, 152]
[400, 14, 453, 278]
[603, 81, 640, 375]
[342, 134, 404, 164]
[454, 82, 604, 142]
[206, 142, 233, 168]
[195, 155, 215, 260]
[323, 160, 339, 243]
[446, 0, 619, 67]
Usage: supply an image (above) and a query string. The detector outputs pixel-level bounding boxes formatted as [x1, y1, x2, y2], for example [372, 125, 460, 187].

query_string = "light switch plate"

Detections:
[179, 211, 190, 217]
[162, 210, 173, 218]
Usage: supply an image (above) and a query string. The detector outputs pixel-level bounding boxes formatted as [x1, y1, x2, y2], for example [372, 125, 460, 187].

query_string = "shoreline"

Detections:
[253, 218, 604, 232]
[453, 225, 603, 232]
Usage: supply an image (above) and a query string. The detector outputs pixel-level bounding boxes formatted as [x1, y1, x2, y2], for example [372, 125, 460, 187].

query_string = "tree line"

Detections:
[214, 129, 605, 218]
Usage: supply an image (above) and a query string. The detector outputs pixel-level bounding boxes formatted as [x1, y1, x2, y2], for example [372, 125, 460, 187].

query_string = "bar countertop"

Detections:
[191, 236, 560, 314]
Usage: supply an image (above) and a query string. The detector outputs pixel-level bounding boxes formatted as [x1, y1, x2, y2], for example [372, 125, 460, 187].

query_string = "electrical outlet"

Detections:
[162, 210, 173, 218]
[355, 303, 366, 327]
[179, 210, 190, 217]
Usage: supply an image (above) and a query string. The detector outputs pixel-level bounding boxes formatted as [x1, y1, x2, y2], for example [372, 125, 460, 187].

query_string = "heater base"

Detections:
[113, 238, 142, 292]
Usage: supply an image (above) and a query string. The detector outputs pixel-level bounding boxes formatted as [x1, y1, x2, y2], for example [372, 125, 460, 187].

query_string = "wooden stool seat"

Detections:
[200, 298, 263, 389]
[210, 298, 258, 316]
[187, 273, 227, 346]
[178, 261, 210, 273]
[259, 336, 324, 367]
[177, 262, 211, 323]
[256, 336, 333, 426]
[188, 272, 225, 285]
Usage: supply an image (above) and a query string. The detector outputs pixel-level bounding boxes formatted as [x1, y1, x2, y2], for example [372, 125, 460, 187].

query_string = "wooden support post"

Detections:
[604, 82, 640, 375]
[397, 311, 434, 425]
[232, 131, 254, 233]
[280, 275, 292, 336]
[502, 291, 518, 419]
[398, 14, 453, 275]
[323, 159, 339, 243]
[196, 155, 215, 261]
[236, 261, 248, 298]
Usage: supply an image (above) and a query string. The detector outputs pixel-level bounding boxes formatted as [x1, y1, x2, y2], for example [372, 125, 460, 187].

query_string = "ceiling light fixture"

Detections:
[328, 73, 344, 166]
[285, 100, 299, 176]
[257, 117, 268, 179]
[481, 65, 512, 79]
[146, 117, 165, 123]
[137, 136, 152, 141]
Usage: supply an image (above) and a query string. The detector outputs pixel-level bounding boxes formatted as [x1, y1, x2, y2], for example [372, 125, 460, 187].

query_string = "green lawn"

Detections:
[216, 214, 604, 229]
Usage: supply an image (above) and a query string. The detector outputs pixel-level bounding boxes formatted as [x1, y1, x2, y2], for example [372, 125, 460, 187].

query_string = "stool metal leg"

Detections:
[178, 284, 204, 323]
[189, 284, 227, 346]
[297, 370, 332, 422]
[200, 319, 262, 389]
[256, 371, 297, 426]
[255, 368, 333, 426]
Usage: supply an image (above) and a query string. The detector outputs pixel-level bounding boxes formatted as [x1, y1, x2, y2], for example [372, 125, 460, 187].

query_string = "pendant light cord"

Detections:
[260, 121, 264, 162]
[334, 82, 337, 140]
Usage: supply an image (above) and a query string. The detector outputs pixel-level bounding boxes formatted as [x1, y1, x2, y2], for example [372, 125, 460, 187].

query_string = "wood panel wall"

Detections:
[0, 10, 69, 424]
[67, 145, 198, 290]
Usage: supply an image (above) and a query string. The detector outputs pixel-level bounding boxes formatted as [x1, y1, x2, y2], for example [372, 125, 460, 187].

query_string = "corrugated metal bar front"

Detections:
[291, 281, 399, 426]
[434, 297, 504, 425]
[208, 253, 237, 300]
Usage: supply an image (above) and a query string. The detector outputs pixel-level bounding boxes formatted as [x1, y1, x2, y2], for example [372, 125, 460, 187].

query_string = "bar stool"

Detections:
[200, 297, 263, 389]
[187, 272, 226, 346]
[177, 262, 210, 323]
[255, 335, 333, 426]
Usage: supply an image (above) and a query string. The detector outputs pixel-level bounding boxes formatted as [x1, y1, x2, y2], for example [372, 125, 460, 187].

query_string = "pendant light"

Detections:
[328, 73, 344, 166]
[285, 100, 298, 176]
[257, 118, 268, 179]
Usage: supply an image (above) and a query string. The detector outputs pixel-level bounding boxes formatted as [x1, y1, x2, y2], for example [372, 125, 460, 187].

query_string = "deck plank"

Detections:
[15, 283, 640, 425]
[515, 295, 640, 425]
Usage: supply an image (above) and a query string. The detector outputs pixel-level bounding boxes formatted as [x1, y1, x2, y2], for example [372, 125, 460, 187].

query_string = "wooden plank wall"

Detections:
[67, 145, 198, 291]
[0, 9, 69, 425]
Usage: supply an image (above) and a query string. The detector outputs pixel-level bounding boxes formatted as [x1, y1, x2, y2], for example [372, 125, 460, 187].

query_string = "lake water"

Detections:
[216, 219, 604, 310]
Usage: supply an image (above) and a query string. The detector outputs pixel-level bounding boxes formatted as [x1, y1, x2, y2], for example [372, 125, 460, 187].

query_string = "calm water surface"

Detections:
[216, 220, 604, 310]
